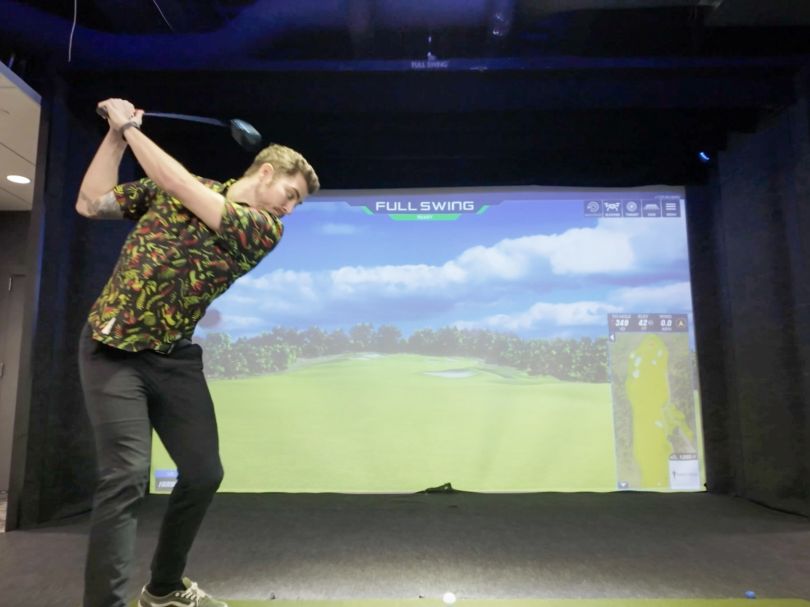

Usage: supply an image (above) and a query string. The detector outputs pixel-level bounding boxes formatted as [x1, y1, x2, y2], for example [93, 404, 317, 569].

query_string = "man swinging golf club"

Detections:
[76, 98, 319, 607]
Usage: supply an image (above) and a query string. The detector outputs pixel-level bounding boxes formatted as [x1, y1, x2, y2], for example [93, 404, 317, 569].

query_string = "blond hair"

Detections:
[244, 144, 320, 194]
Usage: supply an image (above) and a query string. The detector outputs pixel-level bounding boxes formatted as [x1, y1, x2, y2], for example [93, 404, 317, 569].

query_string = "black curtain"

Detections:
[9, 78, 137, 528]
[689, 67, 810, 516]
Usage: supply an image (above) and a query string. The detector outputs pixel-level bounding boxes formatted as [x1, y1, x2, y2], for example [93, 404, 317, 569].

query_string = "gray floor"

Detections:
[0, 492, 808, 606]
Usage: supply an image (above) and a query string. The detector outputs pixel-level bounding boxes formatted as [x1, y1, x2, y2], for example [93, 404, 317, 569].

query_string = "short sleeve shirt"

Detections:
[87, 176, 283, 352]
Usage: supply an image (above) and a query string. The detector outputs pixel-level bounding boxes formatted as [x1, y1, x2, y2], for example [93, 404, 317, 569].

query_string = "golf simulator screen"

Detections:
[150, 185, 704, 494]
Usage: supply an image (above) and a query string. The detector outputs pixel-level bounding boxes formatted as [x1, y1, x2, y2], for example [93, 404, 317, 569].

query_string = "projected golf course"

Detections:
[152, 353, 616, 492]
[149, 185, 704, 494]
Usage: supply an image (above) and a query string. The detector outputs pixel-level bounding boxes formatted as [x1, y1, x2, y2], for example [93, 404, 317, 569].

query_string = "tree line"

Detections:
[197, 324, 610, 382]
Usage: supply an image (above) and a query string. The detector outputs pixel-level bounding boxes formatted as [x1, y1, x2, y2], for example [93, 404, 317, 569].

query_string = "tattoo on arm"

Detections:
[82, 191, 123, 219]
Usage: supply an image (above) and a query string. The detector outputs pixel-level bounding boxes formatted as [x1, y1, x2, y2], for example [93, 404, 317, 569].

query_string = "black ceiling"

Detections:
[3, 0, 810, 187]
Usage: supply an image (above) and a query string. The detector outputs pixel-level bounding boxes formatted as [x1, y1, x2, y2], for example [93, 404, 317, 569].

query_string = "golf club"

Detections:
[96, 107, 263, 151]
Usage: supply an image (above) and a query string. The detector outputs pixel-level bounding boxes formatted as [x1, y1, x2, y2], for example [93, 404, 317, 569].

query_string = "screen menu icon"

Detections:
[623, 200, 641, 217]
[603, 201, 622, 217]
[584, 200, 602, 216]
[662, 198, 681, 217]
[641, 200, 661, 217]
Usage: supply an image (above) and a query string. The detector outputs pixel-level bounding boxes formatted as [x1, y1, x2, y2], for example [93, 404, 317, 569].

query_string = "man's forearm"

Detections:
[76, 130, 128, 216]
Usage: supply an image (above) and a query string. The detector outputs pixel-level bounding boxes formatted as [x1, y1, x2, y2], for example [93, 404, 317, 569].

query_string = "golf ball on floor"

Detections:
[442, 592, 457, 604]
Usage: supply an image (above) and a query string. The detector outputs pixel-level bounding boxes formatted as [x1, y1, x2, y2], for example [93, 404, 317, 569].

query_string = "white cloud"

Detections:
[325, 224, 638, 299]
[237, 269, 315, 293]
[323, 218, 675, 299]
[457, 229, 636, 277]
[612, 281, 693, 312]
[220, 314, 264, 330]
[330, 262, 467, 297]
[539, 228, 636, 274]
[217, 218, 691, 331]
[457, 301, 622, 332]
[234, 269, 320, 313]
[318, 223, 360, 236]
[455, 242, 532, 280]
[324, 218, 685, 299]
[223, 294, 258, 305]
[451, 280, 692, 334]
[598, 217, 687, 267]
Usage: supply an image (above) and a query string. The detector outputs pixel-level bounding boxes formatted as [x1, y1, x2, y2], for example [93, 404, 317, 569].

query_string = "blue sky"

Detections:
[201, 186, 693, 340]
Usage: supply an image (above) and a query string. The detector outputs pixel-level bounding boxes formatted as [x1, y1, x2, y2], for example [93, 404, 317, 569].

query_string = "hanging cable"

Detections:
[68, 0, 78, 62]
[151, 0, 175, 32]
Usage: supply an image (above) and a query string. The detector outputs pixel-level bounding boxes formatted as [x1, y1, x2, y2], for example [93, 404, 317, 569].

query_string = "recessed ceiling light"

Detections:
[6, 175, 31, 184]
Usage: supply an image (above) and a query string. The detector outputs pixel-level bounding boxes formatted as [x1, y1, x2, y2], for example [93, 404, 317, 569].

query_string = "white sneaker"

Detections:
[138, 577, 228, 607]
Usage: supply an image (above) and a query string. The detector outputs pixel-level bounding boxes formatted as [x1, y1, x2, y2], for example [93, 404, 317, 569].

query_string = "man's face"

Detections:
[257, 166, 309, 218]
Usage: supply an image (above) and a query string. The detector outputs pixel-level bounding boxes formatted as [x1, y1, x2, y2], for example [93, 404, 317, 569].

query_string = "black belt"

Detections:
[152, 337, 193, 355]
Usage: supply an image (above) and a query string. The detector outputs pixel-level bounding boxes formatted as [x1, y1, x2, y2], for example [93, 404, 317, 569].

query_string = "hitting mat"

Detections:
[130, 600, 810, 606]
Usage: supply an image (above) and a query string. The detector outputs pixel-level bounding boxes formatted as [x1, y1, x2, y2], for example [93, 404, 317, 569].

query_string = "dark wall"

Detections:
[10, 82, 139, 527]
[691, 68, 810, 516]
[0, 212, 31, 268]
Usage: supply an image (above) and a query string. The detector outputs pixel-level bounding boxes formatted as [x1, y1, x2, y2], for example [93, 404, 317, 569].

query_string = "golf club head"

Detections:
[230, 119, 263, 151]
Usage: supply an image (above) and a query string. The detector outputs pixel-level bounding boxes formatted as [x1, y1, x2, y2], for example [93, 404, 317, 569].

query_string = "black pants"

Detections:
[78, 324, 224, 607]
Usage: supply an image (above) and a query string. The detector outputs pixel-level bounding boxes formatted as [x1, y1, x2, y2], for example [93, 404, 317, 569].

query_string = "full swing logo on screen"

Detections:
[148, 186, 703, 495]
[346, 193, 497, 220]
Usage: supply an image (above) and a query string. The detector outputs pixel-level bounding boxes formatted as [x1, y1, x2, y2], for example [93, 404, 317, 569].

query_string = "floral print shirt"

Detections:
[87, 176, 282, 352]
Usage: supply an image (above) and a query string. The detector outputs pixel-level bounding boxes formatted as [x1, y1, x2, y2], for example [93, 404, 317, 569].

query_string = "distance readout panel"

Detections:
[608, 313, 700, 490]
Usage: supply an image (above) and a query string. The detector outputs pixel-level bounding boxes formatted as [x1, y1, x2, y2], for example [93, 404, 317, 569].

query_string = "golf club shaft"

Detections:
[143, 112, 228, 128]
[96, 106, 227, 128]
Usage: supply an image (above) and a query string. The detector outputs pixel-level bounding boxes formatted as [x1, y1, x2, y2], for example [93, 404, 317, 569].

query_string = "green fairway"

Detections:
[151, 353, 620, 492]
